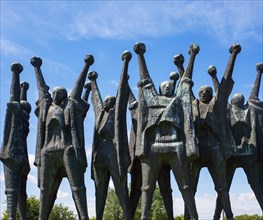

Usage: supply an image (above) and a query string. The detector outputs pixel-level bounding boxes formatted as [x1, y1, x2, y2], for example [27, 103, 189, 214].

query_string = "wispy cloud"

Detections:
[1, 1, 262, 45]
[0, 39, 33, 59]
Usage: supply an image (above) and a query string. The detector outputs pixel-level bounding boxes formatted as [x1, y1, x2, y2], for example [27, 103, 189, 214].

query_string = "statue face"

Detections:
[231, 93, 245, 108]
[52, 87, 67, 105]
[103, 96, 116, 112]
[160, 81, 174, 97]
[199, 86, 212, 103]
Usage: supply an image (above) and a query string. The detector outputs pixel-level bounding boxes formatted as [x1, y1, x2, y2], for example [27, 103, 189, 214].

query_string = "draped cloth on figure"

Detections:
[135, 77, 199, 160]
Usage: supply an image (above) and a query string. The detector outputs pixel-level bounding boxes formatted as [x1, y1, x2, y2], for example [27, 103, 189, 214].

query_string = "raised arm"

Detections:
[222, 44, 241, 82]
[70, 55, 94, 100]
[133, 42, 150, 81]
[184, 44, 200, 80]
[82, 82, 91, 102]
[116, 50, 132, 114]
[88, 71, 103, 118]
[173, 54, 185, 80]
[207, 65, 219, 93]
[30, 57, 50, 100]
[10, 63, 23, 102]
[249, 62, 263, 100]
[115, 50, 132, 177]
[133, 42, 158, 96]
[169, 72, 179, 94]
[20, 81, 29, 101]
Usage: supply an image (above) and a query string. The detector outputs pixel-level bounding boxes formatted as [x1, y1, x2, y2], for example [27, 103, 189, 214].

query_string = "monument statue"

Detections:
[175, 44, 241, 220]
[88, 51, 132, 220]
[0, 63, 31, 220]
[134, 42, 199, 220]
[30, 55, 94, 220]
[128, 72, 179, 220]
[213, 62, 263, 218]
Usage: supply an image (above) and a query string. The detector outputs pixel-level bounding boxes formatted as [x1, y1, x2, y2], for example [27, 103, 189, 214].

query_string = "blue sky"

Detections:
[0, 1, 262, 219]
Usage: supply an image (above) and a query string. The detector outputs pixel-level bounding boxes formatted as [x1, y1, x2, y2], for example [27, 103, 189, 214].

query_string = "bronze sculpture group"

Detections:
[1, 42, 262, 220]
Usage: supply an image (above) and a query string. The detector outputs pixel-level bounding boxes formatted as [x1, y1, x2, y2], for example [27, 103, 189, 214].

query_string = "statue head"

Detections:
[231, 93, 245, 108]
[103, 95, 116, 112]
[199, 85, 213, 103]
[159, 81, 174, 97]
[52, 86, 67, 105]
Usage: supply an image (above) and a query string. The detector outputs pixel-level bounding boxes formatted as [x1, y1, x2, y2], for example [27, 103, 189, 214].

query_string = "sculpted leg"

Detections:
[244, 161, 263, 210]
[64, 147, 89, 220]
[4, 163, 23, 220]
[183, 161, 201, 220]
[93, 166, 110, 220]
[17, 171, 28, 220]
[208, 160, 233, 220]
[158, 165, 174, 220]
[169, 151, 198, 220]
[214, 161, 236, 220]
[111, 172, 131, 220]
[129, 158, 142, 219]
[39, 152, 61, 220]
[140, 155, 160, 220]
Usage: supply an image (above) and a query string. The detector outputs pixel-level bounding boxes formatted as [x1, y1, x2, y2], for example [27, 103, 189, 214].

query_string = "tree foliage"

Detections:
[231, 214, 263, 220]
[103, 186, 167, 220]
[1, 196, 76, 220]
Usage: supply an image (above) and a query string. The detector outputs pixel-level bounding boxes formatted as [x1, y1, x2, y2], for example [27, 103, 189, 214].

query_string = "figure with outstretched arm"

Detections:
[0, 63, 31, 220]
[213, 62, 263, 219]
[30, 54, 93, 220]
[128, 72, 179, 220]
[134, 42, 199, 220]
[177, 44, 241, 220]
[88, 50, 132, 220]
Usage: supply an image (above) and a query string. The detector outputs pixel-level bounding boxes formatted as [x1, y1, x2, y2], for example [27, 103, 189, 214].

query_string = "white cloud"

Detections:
[0, 39, 33, 59]
[57, 190, 69, 199]
[28, 174, 38, 185]
[173, 192, 262, 218]
[1, 2, 262, 45]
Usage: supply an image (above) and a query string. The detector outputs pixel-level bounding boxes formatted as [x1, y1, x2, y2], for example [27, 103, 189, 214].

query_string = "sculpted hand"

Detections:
[133, 42, 146, 55]
[84, 55, 94, 65]
[11, 62, 23, 74]
[30, 57, 42, 67]
[170, 72, 179, 81]
[256, 62, 263, 74]
[173, 54, 185, 67]
[20, 81, 29, 91]
[207, 65, 217, 77]
[188, 44, 200, 55]
[88, 71, 98, 81]
[121, 50, 132, 62]
[229, 44, 241, 54]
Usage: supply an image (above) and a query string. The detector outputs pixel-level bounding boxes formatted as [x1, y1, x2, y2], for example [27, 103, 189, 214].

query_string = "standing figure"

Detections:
[128, 72, 179, 220]
[134, 42, 199, 220]
[176, 44, 241, 220]
[88, 51, 131, 220]
[0, 63, 31, 220]
[213, 62, 263, 218]
[30, 55, 93, 220]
